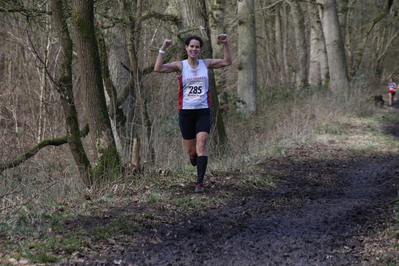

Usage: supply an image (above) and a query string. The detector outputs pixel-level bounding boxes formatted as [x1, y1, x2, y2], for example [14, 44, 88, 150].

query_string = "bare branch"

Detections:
[349, 0, 394, 76]
[255, 0, 322, 13]
[0, 7, 51, 16]
[2, 181, 58, 215]
[0, 124, 89, 173]
[138, 12, 181, 27]
[255, 0, 284, 12]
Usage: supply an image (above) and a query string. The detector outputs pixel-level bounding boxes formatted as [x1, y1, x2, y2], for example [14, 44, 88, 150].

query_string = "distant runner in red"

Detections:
[388, 78, 397, 106]
[154, 34, 232, 193]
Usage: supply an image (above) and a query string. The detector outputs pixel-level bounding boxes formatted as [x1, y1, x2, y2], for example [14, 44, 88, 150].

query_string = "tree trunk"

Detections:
[94, 1, 130, 163]
[275, 3, 286, 85]
[207, 0, 227, 83]
[308, 2, 328, 86]
[97, 33, 123, 158]
[337, 0, 349, 38]
[309, 28, 321, 86]
[50, 0, 92, 186]
[119, 0, 156, 168]
[282, 4, 290, 87]
[286, 0, 308, 89]
[237, 0, 257, 114]
[72, 0, 121, 182]
[37, 39, 48, 142]
[206, 0, 227, 107]
[317, 0, 349, 92]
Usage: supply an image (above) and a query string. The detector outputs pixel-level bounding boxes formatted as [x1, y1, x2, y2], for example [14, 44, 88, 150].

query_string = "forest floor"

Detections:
[3, 105, 399, 265]
[65, 153, 399, 266]
[61, 110, 399, 265]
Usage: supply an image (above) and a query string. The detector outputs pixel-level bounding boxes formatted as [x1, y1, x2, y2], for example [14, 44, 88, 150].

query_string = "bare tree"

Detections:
[0, 1, 93, 180]
[347, 0, 394, 77]
[372, 8, 399, 81]
[3, 0, 399, 181]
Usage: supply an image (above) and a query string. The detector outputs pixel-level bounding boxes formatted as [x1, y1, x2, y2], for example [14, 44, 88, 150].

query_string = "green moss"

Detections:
[92, 144, 121, 182]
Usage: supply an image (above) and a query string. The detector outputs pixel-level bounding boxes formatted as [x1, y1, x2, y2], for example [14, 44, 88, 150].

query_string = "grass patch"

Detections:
[172, 195, 203, 208]
[314, 122, 348, 135]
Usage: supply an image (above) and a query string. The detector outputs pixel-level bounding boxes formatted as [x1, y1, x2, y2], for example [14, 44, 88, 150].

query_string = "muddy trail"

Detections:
[65, 145, 399, 266]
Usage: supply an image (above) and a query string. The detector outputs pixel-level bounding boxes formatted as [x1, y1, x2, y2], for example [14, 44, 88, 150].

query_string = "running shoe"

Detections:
[195, 184, 204, 193]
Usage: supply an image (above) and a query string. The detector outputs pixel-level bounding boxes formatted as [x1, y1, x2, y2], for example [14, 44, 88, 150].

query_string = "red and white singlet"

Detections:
[178, 60, 210, 110]
[388, 82, 396, 93]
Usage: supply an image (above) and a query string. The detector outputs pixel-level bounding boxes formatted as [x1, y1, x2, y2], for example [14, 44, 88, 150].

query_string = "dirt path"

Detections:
[66, 145, 399, 265]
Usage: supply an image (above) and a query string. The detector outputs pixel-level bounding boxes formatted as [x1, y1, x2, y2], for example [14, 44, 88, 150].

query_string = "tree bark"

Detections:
[275, 3, 286, 85]
[308, 1, 328, 86]
[50, 0, 92, 186]
[282, 4, 290, 87]
[237, 0, 257, 114]
[317, 0, 349, 92]
[309, 23, 321, 85]
[97, 33, 123, 158]
[286, 0, 308, 89]
[207, 0, 228, 60]
[72, 0, 121, 182]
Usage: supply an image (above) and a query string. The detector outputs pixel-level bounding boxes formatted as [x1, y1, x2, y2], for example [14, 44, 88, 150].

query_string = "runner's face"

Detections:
[186, 40, 201, 59]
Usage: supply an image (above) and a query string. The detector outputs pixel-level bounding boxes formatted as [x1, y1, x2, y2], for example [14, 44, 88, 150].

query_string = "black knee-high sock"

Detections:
[196, 156, 208, 185]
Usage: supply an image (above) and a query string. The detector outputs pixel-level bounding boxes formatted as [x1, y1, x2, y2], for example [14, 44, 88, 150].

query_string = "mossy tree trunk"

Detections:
[97, 33, 124, 158]
[50, 0, 92, 186]
[71, 0, 121, 182]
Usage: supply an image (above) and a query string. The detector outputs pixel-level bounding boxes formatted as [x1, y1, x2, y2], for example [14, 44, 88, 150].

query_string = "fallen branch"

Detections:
[0, 124, 89, 173]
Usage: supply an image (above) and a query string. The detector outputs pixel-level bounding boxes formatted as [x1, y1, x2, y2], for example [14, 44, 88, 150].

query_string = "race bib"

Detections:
[187, 79, 206, 97]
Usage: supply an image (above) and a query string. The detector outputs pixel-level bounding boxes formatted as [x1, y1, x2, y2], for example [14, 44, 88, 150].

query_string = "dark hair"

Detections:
[185, 36, 204, 47]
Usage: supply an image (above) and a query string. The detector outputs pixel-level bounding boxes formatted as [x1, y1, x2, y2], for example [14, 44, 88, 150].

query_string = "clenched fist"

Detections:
[217, 34, 228, 43]
[161, 39, 172, 50]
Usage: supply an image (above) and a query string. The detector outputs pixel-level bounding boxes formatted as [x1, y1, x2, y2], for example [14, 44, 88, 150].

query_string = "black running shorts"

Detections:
[178, 108, 212, 140]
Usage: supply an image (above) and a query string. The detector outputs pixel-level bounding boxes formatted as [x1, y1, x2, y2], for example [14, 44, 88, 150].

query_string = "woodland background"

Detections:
[0, 0, 399, 211]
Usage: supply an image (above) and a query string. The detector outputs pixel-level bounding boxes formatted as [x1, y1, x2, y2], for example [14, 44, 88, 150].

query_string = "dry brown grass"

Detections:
[2, 82, 399, 264]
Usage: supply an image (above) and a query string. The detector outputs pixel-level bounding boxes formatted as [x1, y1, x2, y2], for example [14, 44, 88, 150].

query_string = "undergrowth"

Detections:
[1, 83, 399, 264]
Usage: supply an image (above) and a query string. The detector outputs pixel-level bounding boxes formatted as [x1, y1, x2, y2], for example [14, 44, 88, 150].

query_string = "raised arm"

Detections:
[206, 34, 232, 69]
[154, 39, 182, 73]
